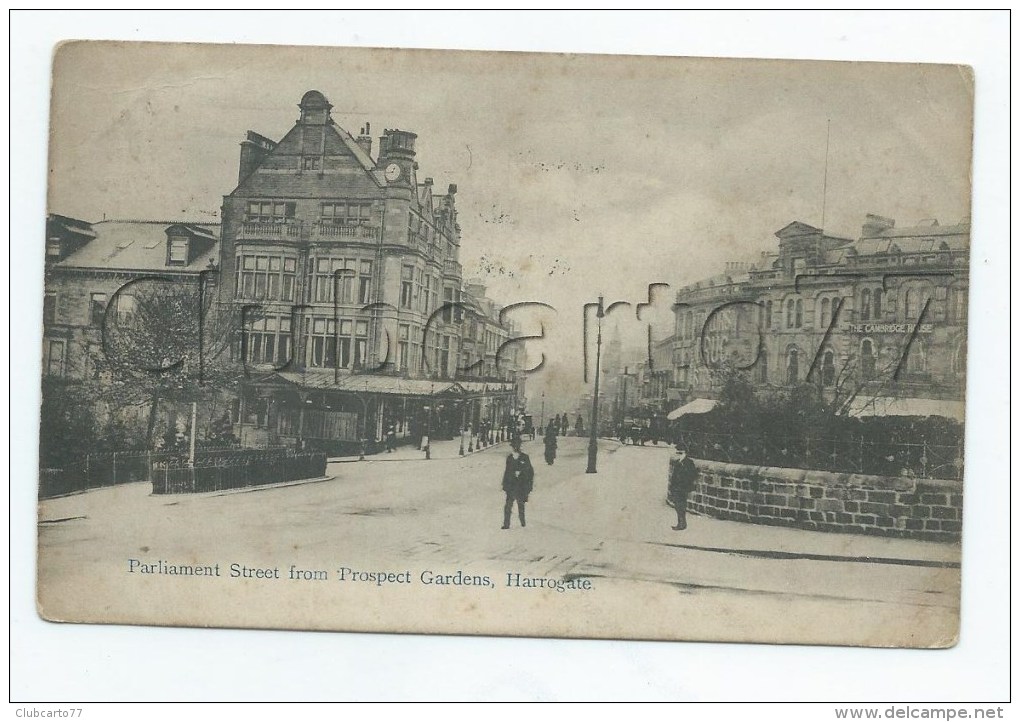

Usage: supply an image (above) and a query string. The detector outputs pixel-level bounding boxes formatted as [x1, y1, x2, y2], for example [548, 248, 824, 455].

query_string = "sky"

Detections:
[47, 42, 975, 414]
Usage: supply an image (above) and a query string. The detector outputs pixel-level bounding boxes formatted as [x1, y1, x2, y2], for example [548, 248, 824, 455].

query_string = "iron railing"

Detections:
[151, 452, 327, 494]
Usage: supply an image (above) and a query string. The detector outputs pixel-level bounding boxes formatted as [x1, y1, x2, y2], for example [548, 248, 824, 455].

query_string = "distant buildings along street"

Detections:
[624, 215, 969, 423]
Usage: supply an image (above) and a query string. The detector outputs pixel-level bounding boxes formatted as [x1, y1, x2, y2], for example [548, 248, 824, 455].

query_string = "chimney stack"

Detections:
[356, 122, 373, 157]
[238, 130, 277, 184]
[861, 213, 896, 238]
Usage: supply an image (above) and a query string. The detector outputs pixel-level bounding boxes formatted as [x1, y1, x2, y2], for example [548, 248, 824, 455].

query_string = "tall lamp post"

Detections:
[458, 401, 466, 456]
[586, 295, 605, 474]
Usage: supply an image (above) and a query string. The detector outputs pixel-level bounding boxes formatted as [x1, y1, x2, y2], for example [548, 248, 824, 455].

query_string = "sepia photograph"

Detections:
[12, 9, 1010, 705]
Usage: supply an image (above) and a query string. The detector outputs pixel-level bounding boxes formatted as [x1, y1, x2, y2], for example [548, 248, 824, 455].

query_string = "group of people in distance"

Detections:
[544, 413, 585, 438]
[499, 430, 698, 532]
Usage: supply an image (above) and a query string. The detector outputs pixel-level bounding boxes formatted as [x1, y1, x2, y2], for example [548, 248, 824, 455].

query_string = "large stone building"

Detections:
[43, 215, 220, 382]
[41, 215, 222, 446]
[664, 214, 969, 419]
[220, 90, 521, 452]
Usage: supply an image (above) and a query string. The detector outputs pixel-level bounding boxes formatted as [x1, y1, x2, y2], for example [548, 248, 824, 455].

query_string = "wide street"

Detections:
[37, 436, 960, 646]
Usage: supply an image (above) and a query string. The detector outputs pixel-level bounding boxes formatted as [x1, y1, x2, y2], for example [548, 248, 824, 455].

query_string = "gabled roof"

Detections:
[167, 222, 216, 241]
[775, 221, 822, 238]
[417, 182, 435, 216]
[861, 222, 970, 241]
[48, 213, 97, 238]
[55, 221, 218, 272]
[333, 124, 380, 176]
[232, 121, 384, 198]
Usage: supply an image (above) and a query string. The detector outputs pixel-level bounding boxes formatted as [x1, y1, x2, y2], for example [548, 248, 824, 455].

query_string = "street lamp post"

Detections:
[353, 392, 369, 461]
[459, 402, 466, 456]
[619, 367, 628, 430]
[586, 296, 605, 474]
[423, 403, 432, 460]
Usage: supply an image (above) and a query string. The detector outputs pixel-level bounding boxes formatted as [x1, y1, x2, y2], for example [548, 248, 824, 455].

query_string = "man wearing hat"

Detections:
[667, 445, 698, 530]
[501, 438, 535, 529]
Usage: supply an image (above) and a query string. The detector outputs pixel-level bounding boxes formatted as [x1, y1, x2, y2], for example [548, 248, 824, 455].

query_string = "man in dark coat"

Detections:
[543, 422, 558, 465]
[502, 439, 535, 529]
[667, 446, 698, 530]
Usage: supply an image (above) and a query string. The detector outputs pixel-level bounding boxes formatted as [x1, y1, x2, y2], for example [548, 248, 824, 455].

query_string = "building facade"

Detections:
[44, 216, 218, 381]
[220, 91, 521, 452]
[42, 215, 221, 441]
[666, 214, 969, 419]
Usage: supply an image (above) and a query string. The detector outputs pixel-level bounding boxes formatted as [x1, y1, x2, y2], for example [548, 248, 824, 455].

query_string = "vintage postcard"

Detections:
[37, 41, 972, 647]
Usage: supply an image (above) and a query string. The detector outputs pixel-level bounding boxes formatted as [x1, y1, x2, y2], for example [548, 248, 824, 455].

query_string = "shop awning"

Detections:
[266, 370, 458, 397]
[844, 396, 965, 421]
[666, 398, 718, 420]
[458, 381, 515, 395]
[253, 370, 514, 398]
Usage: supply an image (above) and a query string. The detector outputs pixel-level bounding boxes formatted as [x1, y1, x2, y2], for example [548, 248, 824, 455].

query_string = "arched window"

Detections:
[904, 289, 916, 321]
[786, 348, 799, 384]
[786, 299, 795, 328]
[860, 289, 872, 320]
[861, 339, 876, 379]
[795, 299, 803, 328]
[952, 341, 967, 376]
[908, 340, 927, 374]
[822, 350, 836, 387]
[820, 298, 831, 328]
[950, 287, 968, 323]
[765, 300, 773, 329]
[757, 351, 768, 383]
[873, 289, 882, 319]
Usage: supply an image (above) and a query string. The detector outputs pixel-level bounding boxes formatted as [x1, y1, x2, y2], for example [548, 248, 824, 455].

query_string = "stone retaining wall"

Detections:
[688, 459, 962, 542]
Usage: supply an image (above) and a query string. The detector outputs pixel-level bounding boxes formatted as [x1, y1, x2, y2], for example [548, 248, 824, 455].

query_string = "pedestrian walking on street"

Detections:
[502, 438, 535, 529]
[560, 413, 569, 436]
[543, 422, 558, 465]
[385, 421, 397, 453]
[667, 445, 698, 531]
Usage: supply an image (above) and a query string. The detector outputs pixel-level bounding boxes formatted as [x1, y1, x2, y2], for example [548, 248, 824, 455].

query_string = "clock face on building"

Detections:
[384, 163, 402, 182]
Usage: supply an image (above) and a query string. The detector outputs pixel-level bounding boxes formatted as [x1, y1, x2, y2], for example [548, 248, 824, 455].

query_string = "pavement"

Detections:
[36, 436, 960, 646]
[329, 433, 522, 463]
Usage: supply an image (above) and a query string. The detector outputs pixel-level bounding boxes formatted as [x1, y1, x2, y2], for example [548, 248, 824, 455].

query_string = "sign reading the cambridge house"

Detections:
[38, 42, 972, 647]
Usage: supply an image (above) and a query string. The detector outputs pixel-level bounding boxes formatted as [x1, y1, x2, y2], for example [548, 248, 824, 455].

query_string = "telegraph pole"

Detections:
[586, 296, 605, 474]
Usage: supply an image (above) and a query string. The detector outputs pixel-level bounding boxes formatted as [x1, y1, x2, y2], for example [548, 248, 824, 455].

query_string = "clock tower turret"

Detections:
[378, 129, 417, 187]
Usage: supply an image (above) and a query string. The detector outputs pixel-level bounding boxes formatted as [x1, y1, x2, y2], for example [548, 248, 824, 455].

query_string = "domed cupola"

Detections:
[298, 90, 332, 125]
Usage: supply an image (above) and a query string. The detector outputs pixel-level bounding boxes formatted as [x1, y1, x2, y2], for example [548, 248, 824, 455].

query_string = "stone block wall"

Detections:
[687, 459, 962, 542]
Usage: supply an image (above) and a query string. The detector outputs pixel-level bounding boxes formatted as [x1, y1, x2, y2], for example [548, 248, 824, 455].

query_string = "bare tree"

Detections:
[810, 351, 902, 418]
[93, 276, 243, 447]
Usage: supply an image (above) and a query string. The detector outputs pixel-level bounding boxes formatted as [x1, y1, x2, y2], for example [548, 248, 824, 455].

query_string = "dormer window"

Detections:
[303, 156, 320, 171]
[168, 237, 189, 265]
[46, 238, 62, 259]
